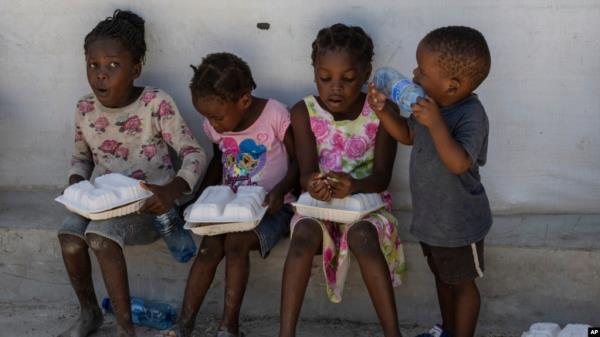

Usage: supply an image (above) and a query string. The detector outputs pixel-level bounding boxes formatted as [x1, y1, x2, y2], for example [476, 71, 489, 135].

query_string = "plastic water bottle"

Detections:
[153, 208, 197, 263]
[101, 296, 176, 330]
[373, 67, 425, 113]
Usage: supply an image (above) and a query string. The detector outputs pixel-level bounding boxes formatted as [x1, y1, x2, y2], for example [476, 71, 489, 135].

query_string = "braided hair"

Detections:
[189, 52, 257, 102]
[311, 23, 374, 68]
[421, 26, 491, 89]
[84, 9, 147, 65]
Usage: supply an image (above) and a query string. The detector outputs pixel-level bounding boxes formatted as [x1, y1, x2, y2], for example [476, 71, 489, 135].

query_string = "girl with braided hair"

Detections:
[278, 23, 406, 337]
[57, 10, 206, 337]
[164, 52, 298, 337]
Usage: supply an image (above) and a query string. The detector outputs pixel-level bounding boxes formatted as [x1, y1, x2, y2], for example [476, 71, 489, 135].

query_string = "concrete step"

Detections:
[1, 190, 599, 335]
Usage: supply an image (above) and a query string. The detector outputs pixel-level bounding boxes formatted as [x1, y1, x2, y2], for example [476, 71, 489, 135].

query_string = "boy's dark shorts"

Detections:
[420, 239, 484, 285]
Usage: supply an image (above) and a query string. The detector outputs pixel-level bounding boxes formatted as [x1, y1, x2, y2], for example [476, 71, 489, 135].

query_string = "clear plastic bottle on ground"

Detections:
[153, 208, 197, 263]
[372, 67, 425, 114]
[101, 296, 176, 330]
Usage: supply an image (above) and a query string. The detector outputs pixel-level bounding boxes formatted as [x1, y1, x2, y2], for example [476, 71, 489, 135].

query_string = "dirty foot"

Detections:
[57, 307, 103, 337]
[161, 320, 194, 337]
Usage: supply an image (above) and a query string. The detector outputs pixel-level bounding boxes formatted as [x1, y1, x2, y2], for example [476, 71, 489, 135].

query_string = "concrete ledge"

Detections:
[1, 190, 599, 332]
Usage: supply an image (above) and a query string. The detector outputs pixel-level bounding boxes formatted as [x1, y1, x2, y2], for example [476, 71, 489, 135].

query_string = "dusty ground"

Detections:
[0, 303, 519, 337]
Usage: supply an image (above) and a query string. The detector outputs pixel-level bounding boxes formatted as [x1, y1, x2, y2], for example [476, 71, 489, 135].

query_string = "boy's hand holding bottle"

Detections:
[140, 177, 189, 214]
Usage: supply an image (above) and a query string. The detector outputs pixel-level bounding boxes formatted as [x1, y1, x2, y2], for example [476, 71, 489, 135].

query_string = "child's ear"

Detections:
[447, 78, 461, 96]
[131, 63, 142, 79]
[238, 92, 252, 110]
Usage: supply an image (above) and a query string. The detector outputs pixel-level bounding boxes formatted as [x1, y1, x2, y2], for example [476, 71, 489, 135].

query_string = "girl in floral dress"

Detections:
[279, 24, 405, 337]
[57, 10, 206, 337]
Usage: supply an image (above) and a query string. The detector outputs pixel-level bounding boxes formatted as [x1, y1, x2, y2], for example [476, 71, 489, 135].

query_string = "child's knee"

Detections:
[58, 233, 88, 255]
[347, 222, 379, 256]
[289, 220, 322, 256]
[223, 232, 253, 257]
[196, 237, 225, 262]
[86, 233, 118, 252]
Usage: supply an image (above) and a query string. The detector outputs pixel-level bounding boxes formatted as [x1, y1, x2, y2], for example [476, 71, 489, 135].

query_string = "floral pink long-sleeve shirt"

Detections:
[69, 87, 207, 191]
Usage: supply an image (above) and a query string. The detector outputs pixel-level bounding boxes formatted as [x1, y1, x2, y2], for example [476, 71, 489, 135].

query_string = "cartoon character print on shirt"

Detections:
[220, 137, 267, 192]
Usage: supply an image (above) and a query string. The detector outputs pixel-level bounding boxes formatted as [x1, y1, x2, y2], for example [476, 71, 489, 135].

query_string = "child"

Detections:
[279, 24, 405, 337]
[165, 52, 298, 337]
[368, 26, 492, 337]
[57, 10, 207, 337]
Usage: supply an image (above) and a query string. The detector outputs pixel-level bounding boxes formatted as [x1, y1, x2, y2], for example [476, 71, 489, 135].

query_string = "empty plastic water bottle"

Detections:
[153, 208, 197, 263]
[373, 67, 425, 113]
[101, 296, 176, 330]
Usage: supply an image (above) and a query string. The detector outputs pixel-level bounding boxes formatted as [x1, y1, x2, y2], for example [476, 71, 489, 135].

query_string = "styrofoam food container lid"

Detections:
[292, 192, 385, 223]
[184, 185, 268, 223]
[56, 173, 152, 213]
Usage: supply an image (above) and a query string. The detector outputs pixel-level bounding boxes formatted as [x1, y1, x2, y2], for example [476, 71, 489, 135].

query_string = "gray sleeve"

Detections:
[406, 113, 416, 129]
[454, 106, 489, 166]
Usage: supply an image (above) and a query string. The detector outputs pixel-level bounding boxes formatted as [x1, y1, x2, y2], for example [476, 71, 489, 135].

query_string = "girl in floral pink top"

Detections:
[57, 10, 206, 337]
[279, 24, 406, 337]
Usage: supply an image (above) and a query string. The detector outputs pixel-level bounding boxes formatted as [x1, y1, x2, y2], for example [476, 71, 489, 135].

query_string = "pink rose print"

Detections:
[142, 144, 157, 160]
[118, 115, 143, 134]
[364, 122, 378, 142]
[130, 169, 146, 180]
[319, 149, 342, 172]
[323, 248, 336, 284]
[310, 117, 330, 143]
[345, 135, 368, 159]
[332, 131, 345, 152]
[77, 100, 94, 115]
[140, 91, 157, 106]
[99, 140, 120, 154]
[180, 145, 200, 157]
[91, 116, 109, 132]
[162, 132, 172, 144]
[115, 145, 129, 160]
[157, 100, 175, 119]
[361, 104, 371, 116]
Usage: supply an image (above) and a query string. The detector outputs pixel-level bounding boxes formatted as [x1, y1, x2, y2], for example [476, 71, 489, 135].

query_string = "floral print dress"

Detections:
[290, 96, 406, 303]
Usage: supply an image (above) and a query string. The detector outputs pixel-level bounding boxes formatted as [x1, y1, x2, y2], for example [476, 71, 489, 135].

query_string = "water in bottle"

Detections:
[373, 67, 425, 114]
[101, 296, 176, 330]
[153, 208, 197, 263]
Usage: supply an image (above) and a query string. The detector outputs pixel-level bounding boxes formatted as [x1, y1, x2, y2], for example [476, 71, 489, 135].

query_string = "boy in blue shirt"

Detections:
[368, 26, 492, 337]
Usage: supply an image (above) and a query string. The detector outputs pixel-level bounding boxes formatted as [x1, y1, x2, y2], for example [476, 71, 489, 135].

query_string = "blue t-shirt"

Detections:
[407, 94, 492, 247]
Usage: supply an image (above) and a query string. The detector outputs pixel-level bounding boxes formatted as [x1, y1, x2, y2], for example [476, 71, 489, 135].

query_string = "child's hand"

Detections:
[367, 82, 387, 114]
[412, 96, 444, 129]
[263, 186, 285, 214]
[308, 173, 332, 202]
[139, 182, 177, 214]
[325, 171, 354, 199]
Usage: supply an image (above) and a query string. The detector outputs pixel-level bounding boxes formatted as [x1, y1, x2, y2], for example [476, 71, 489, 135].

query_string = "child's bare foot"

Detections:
[58, 307, 103, 337]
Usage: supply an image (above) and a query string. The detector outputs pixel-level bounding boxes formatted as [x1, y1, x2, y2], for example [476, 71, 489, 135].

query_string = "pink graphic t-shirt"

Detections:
[203, 99, 295, 203]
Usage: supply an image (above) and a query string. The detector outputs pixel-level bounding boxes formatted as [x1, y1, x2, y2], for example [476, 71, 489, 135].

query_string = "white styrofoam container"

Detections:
[183, 186, 268, 235]
[521, 323, 561, 337]
[65, 199, 146, 220]
[557, 324, 591, 337]
[292, 192, 385, 223]
[56, 173, 152, 214]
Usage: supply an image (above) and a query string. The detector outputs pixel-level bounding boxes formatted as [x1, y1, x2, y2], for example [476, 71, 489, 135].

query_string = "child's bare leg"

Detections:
[87, 233, 135, 337]
[176, 235, 225, 337]
[425, 256, 455, 333]
[57, 234, 103, 337]
[451, 279, 480, 337]
[219, 231, 260, 334]
[347, 222, 402, 337]
[279, 219, 322, 337]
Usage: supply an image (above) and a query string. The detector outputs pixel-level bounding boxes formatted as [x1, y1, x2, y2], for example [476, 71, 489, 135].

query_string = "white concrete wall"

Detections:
[1, 0, 599, 213]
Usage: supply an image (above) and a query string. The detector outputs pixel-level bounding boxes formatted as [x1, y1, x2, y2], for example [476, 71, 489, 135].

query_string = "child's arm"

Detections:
[412, 97, 471, 175]
[368, 83, 414, 145]
[263, 128, 299, 213]
[290, 101, 332, 201]
[177, 144, 223, 211]
[327, 120, 397, 197]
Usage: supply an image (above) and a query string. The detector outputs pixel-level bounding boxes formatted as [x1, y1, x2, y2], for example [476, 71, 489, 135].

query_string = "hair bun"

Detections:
[113, 9, 145, 36]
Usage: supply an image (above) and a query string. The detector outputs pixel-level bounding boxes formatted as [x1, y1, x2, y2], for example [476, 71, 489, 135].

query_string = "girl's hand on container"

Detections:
[139, 182, 175, 214]
[308, 172, 332, 202]
[325, 171, 353, 199]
